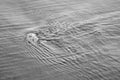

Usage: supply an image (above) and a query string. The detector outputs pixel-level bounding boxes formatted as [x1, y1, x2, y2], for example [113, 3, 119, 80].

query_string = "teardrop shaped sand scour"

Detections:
[1, 0, 120, 80]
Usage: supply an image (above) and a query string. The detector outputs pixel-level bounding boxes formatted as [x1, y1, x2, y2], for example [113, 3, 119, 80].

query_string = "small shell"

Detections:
[26, 33, 39, 44]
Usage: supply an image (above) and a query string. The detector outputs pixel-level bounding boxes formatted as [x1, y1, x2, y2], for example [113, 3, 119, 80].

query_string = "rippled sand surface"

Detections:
[0, 0, 120, 80]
